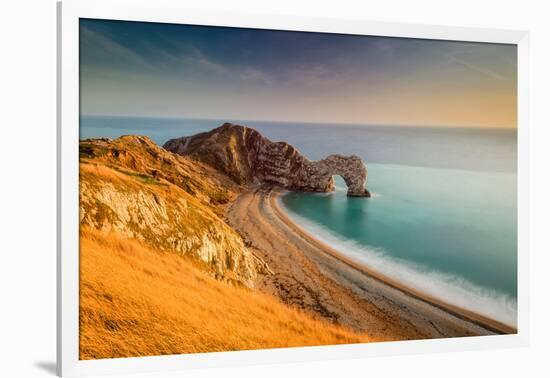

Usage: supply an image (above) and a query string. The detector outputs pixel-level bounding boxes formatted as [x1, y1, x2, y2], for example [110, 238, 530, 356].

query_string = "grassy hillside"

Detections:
[80, 137, 267, 287]
[80, 136, 240, 214]
[80, 228, 370, 359]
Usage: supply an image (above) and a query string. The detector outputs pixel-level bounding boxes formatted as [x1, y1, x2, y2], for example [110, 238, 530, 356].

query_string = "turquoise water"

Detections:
[81, 115, 518, 326]
[281, 167, 517, 326]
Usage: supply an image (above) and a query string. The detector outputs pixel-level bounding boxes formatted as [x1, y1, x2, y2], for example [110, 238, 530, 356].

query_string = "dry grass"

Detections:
[80, 228, 370, 359]
[80, 136, 239, 211]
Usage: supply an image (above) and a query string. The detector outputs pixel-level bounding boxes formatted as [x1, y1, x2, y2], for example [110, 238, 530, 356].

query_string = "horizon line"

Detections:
[80, 113, 517, 130]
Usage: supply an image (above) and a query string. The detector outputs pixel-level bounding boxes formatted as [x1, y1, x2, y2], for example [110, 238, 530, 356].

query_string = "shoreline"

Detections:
[226, 188, 505, 340]
[269, 189, 516, 335]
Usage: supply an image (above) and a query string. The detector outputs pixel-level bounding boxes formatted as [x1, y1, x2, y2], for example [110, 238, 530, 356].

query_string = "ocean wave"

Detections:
[278, 197, 517, 328]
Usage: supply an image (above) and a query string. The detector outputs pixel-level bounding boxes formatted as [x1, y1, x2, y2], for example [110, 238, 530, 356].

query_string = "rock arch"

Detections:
[164, 123, 371, 198]
[290, 154, 370, 197]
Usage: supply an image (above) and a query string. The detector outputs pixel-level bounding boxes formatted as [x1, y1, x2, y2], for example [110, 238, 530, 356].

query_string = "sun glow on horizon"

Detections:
[80, 19, 517, 129]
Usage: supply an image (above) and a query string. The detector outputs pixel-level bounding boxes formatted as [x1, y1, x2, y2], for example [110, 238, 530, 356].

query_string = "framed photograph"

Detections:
[57, 0, 529, 376]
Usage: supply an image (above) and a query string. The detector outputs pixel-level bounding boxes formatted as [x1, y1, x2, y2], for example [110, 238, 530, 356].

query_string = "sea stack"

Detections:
[164, 123, 371, 197]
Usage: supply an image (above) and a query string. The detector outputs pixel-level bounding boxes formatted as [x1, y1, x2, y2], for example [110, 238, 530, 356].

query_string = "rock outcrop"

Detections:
[79, 136, 270, 288]
[164, 123, 370, 197]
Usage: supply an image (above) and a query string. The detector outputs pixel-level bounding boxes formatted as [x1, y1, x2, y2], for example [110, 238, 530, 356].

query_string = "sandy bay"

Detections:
[226, 187, 515, 339]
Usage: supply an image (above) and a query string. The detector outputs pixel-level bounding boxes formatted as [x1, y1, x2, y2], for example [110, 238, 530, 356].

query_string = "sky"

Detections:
[80, 18, 517, 128]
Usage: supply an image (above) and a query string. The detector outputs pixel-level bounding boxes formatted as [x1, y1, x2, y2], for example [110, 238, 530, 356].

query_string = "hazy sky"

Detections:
[80, 18, 517, 128]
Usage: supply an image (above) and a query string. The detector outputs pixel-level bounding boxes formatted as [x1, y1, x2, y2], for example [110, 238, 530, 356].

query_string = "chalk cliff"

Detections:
[79, 136, 270, 287]
[164, 123, 370, 197]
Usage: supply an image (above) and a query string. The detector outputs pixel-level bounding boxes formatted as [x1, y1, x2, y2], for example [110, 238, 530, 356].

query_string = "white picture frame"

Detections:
[57, 0, 530, 376]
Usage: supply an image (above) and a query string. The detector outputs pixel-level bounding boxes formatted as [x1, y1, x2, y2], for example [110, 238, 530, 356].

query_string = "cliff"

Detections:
[78, 135, 372, 359]
[164, 123, 370, 197]
[79, 135, 269, 287]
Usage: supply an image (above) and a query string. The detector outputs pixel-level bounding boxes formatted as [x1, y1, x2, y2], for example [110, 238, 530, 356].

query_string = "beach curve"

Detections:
[226, 187, 515, 341]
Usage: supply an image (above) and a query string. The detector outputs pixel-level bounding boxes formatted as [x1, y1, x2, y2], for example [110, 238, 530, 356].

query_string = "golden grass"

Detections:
[80, 228, 370, 359]
[80, 162, 136, 186]
[80, 135, 239, 210]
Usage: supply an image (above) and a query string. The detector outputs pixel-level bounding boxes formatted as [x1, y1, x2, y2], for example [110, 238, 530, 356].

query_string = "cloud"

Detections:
[80, 26, 152, 70]
[164, 43, 279, 86]
[285, 63, 355, 89]
[152, 44, 229, 75]
[446, 50, 508, 82]
[81, 24, 348, 89]
[239, 67, 274, 85]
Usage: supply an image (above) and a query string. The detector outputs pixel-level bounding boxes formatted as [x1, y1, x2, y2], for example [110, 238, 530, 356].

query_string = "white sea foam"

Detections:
[334, 184, 347, 192]
[278, 197, 517, 328]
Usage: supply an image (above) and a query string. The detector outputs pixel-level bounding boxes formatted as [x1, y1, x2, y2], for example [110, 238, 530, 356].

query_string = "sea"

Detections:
[81, 115, 518, 327]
